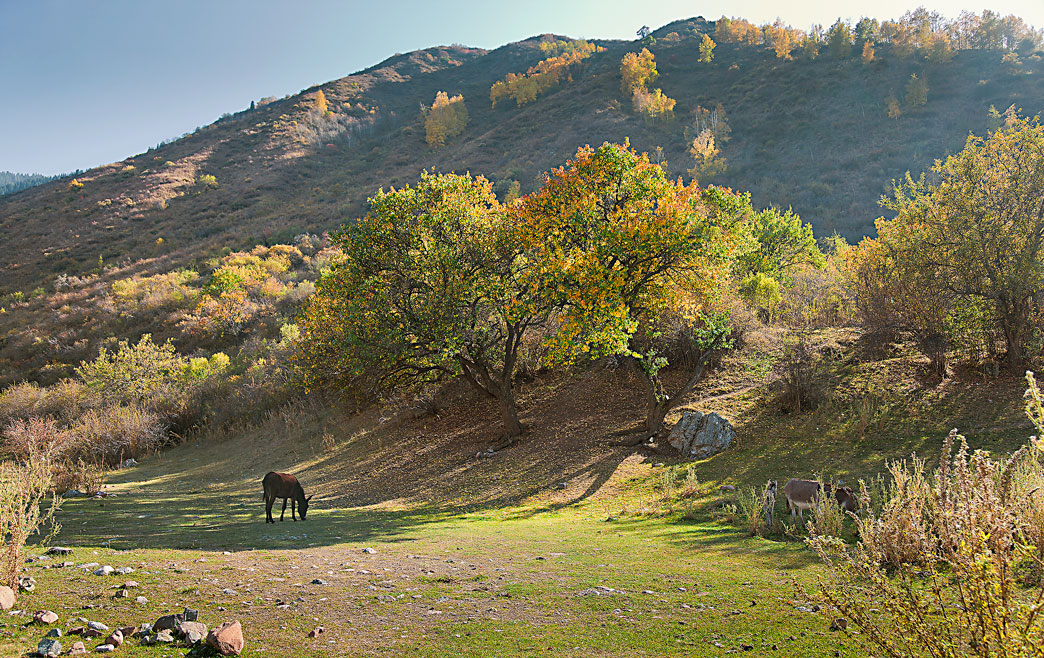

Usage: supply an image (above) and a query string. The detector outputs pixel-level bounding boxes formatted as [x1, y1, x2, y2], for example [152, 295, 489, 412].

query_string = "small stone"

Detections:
[362, 547, 376, 554]
[176, 620, 208, 646]
[221, 588, 236, 596]
[653, 462, 665, 467]
[94, 644, 115, 653]
[105, 629, 123, 647]
[0, 585, 14, 610]
[307, 626, 324, 638]
[120, 458, 138, 468]
[830, 618, 848, 631]
[69, 641, 87, 655]
[183, 607, 198, 622]
[93, 566, 114, 576]
[155, 629, 175, 643]
[66, 489, 83, 497]
[122, 580, 138, 588]
[78, 562, 99, 570]
[45, 628, 62, 638]
[114, 567, 133, 575]
[720, 484, 737, 492]
[114, 589, 129, 599]
[117, 626, 137, 638]
[554, 482, 567, 490]
[35, 638, 61, 657]
[134, 623, 152, 637]
[206, 620, 244, 656]
[87, 621, 109, 632]
[17, 575, 36, 592]
[311, 578, 327, 585]
[34, 610, 59, 624]
[135, 596, 148, 605]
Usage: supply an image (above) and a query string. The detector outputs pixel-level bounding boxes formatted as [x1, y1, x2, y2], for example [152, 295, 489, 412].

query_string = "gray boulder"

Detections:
[35, 638, 61, 657]
[667, 411, 735, 459]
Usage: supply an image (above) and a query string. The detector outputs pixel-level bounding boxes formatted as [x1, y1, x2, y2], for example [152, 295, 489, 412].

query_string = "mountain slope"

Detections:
[2, 17, 1043, 297]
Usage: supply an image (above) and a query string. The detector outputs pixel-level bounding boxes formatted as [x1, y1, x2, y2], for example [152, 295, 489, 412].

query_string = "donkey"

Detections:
[763, 480, 778, 528]
[834, 485, 860, 514]
[783, 478, 831, 521]
[262, 472, 313, 523]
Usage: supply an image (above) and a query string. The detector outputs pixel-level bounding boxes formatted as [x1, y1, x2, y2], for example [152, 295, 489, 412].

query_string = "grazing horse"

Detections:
[262, 472, 312, 523]
[783, 478, 831, 521]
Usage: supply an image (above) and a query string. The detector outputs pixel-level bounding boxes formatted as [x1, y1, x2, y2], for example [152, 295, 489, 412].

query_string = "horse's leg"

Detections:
[280, 498, 287, 521]
[291, 498, 297, 521]
[265, 495, 274, 523]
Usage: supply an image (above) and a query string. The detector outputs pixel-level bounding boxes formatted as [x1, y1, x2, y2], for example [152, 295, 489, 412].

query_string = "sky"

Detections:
[2, 0, 1043, 175]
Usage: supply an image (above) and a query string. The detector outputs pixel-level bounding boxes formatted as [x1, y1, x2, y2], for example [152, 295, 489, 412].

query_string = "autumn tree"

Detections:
[314, 89, 329, 115]
[826, 19, 853, 57]
[736, 207, 824, 281]
[632, 87, 676, 118]
[490, 41, 601, 108]
[424, 91, 468, 148]
[699, 34, 717, 62]
[519, 143, 742, 436]
[885, 92, 902, 119]
[297, 173, 549, 445]
[687, 129, 726, 180]
[861, 41, 875, 62]
[620, 48, 658, 94]
[905, 73, 928, 107]
[876, 114, 1044, 365]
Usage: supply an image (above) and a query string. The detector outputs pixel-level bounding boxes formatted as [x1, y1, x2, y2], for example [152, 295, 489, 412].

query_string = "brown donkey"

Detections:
[262, 472, 313, 523]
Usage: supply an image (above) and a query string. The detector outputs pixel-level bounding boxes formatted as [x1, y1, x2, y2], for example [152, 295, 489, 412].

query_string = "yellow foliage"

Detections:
[620, 48, 657, 94]
[424, 91, 468, 148]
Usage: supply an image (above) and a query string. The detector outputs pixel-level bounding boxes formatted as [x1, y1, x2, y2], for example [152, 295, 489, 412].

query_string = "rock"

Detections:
[105, 629, 123, 647]
[155, 629, 175, 643]
[134, 623, 152, 637]
[122, 581, 138, 588]
[183, 607, 198, 622]
[154, 614, 185, 631]
[78, 562, 99, 570]
[175, 620, 208, 646]
[667, 411, 735, 459]
[362, 547, 377, 554]
[65, 489, 84, 497]
[720, 484, 737, 492]
[221, 588, 236, 596]
[92, 566, 114, 576]
[94, 644, 114, 653]
[83, 629, 103, 638]
[120, 458, 138, 468]
[34, 610, 59, 624]
[0, 585, 14, 610]
[87, 621, 109, 632]
[35, 638, 61, 657]
[307, 626, 324, 638]
[206, 621, 244, 656]
[117, 626, 137, 638]
[44, 628, 62, 638]
[830, 618, 848, 631]
[69, 642, 87, 655]
[311, 579, 327, 585]
[114, 567, 133, 575]
[135, 596, 148, 605]
[46, 547, 72, 556]
[114, 589, 128, 599]
[18, 575, 36, 592]
[554, 482, 567, 490]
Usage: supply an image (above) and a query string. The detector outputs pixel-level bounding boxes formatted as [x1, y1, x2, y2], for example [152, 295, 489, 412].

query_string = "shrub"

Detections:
[812, 375, 1044, 656]
[0, 452, 60, 588]
[2, 416, 69, 460]
[76, 334, 185, 403]
[69, 405, 166, 464]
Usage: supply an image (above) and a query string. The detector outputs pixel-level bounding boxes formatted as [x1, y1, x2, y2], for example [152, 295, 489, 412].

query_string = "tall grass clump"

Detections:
[810, 372, 1044, 657]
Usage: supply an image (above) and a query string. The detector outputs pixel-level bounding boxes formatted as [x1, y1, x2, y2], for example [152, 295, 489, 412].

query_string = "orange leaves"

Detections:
[490, 41, 601, 108]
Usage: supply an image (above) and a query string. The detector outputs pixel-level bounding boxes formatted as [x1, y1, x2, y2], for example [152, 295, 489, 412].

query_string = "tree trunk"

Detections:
[497, 390, 524, 440]
[645, 399, 669, 437]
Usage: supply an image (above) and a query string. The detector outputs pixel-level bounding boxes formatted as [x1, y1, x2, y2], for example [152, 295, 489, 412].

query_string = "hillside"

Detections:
[2, 17, 1043, 299]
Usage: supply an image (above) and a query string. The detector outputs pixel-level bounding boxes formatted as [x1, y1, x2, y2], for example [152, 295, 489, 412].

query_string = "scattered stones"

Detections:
[134, 623, 152, 637]
[114, 567, 133, 575]
[362, 547, 377, 554]
[307, 626, 324, 638]
[0, 585, 14, 610]
[46, 547, 72, 556]
[92, 566, 114, 576]
[206, 620, 244, 656]
[35, 638, 61, 657]
[720, 484, 737, 492]
[33, 610, 59, 625]
[69, 642, 87, 655]
[94, 644, 114, 653]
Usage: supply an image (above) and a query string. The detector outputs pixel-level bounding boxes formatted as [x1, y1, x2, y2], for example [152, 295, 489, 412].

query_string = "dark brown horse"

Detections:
[262, 472, 313, 523]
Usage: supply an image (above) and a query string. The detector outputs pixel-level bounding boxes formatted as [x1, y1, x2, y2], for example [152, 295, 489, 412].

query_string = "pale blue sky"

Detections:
[1, 0, 1042, 175]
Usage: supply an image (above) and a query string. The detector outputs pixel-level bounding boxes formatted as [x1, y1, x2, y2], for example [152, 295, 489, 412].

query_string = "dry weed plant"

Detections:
[809, 372, 1044, 657]
[0, 449, 61, 588]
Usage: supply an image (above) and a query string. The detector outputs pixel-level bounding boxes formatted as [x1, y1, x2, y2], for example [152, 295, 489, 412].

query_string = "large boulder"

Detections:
[667, 411, 735, 459]
[207, 621, 244, 656]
